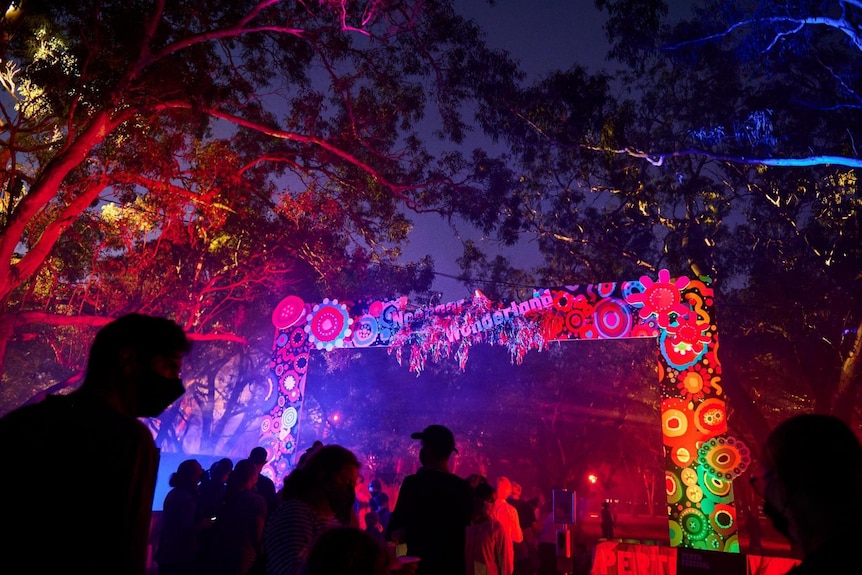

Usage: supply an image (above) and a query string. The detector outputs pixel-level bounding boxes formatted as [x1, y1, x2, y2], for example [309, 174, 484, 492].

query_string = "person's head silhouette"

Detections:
[81, 313, 191, 418]
[410, 424, 458, 470]
[754, 413, 862, 563]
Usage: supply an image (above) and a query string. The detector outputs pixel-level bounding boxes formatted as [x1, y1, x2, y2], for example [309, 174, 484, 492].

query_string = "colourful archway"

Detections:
[265, 270, 749, 552]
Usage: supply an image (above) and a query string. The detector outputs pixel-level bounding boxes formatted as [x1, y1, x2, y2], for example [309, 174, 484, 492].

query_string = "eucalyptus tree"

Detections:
[466, 0, 861, 444]
[0, 0, 522, 451]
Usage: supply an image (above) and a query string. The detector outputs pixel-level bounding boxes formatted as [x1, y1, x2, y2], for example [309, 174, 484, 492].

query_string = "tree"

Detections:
[0, 0, 521, 430]
[456, 0, 860, 451]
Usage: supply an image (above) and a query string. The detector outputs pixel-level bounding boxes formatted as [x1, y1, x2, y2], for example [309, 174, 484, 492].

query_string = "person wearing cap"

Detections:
[0, 313, 192, 575]
[386, 424, 473, 575]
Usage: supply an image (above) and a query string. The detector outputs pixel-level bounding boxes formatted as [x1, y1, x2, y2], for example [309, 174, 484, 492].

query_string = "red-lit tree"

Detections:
[0, 0, 519, 435]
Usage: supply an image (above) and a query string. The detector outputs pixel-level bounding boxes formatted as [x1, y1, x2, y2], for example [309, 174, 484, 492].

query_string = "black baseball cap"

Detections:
[410, 424, 458, 454]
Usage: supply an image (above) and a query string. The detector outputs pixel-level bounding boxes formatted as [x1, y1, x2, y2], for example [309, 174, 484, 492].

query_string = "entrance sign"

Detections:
[267, 270, 749, 552]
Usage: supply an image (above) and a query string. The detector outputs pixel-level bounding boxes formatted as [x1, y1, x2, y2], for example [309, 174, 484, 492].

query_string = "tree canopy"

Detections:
[0, 0, 519, 416]
[0, 0, 859, 494]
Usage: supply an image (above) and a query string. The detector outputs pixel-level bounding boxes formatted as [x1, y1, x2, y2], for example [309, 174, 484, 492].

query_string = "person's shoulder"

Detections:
[399, 473, 421, 488]
[0, 395, 68, 427]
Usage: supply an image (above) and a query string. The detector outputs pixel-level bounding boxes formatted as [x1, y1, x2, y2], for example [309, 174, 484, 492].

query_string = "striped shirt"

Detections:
[262, 498, 338, 575]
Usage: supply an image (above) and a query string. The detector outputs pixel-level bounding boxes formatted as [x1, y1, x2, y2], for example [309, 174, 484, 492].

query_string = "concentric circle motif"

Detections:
[662, 407, 689, 439]
[272, 295, 306, 329]
[699, 470, 733, 503]
[565, 297, 596, 338]
[281, 406, 298, 431]
[260, 416, 273, 434]
[293, 353, 309, 375]
[597, 282, 617, 297]
[351, 314, 380, 347]
[289, 326, 308, 348]
[710, 504, 736, 538]
[592, 298, 633, 339]
[305, 299, 353, 351]
[276, 333, 289, 348]
[279, 371, 299, 395]
[666, 470, 683, 504]
[698, 533, 722, 551]
[722, 533, 740, 553]
[553, 292, 576, 311]
[565, 309, 589, 334]
[679, 507, 710, 542]
[693, 398, 728, 437]
[622, 280, 645, 304]
[668, 520, 683, 547]
[698, 437, 750, 480]
[672, 445, 695, 468]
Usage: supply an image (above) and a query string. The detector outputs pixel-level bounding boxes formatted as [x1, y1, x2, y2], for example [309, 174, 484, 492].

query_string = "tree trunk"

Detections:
[832, 317, 862, 423]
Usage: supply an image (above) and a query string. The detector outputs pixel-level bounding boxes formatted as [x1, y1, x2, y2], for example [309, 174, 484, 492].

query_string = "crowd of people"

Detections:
[1, 312, 860, 575]
[150, 424, 554, 575]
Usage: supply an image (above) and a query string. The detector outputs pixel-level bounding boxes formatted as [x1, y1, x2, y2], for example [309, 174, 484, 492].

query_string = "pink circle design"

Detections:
[272, 295, 306, 329]
[350, 314, 380, 347]
[304, 299, 353, 351]
[592, 298, 633, 339]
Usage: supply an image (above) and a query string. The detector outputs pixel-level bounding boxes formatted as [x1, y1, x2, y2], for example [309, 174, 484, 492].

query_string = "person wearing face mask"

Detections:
[262, 443, 361, 575]
[752, 412, 862, 574]
[0, 313, 191, 575]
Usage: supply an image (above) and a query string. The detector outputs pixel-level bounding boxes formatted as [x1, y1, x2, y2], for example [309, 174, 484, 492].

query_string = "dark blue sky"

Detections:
[403, 2, 614, 303]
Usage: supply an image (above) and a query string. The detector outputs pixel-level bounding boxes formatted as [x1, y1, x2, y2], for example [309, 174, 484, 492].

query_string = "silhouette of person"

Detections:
[536, 500, 557, 575]
[262, 444, 360, 575]
[368, 479, 384, 519]
[0, 313, 191, 575]
[200, 457, 234, 520]
[369, 478, 390, 525]
[296, 440, 324, 469]
[465, 482, 506, 575]
[156, 458, 210, 575]
[386, 424, 473, 575]
[752, 412, 862, 573]
[365, 510, 386, 544]
[465, 474, 489, 490]
[508, 481, 536, 575]
[249, 446, 279, 516]
[600, 501, 615, 540]
[300, 525, 395, 575]
[199, 458, 268, 575]
[490, 476, 523, 575]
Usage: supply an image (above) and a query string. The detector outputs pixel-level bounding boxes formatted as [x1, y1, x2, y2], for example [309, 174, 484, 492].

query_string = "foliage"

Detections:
[0, 0, 522, 448]
[459, 0, 862, 448]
